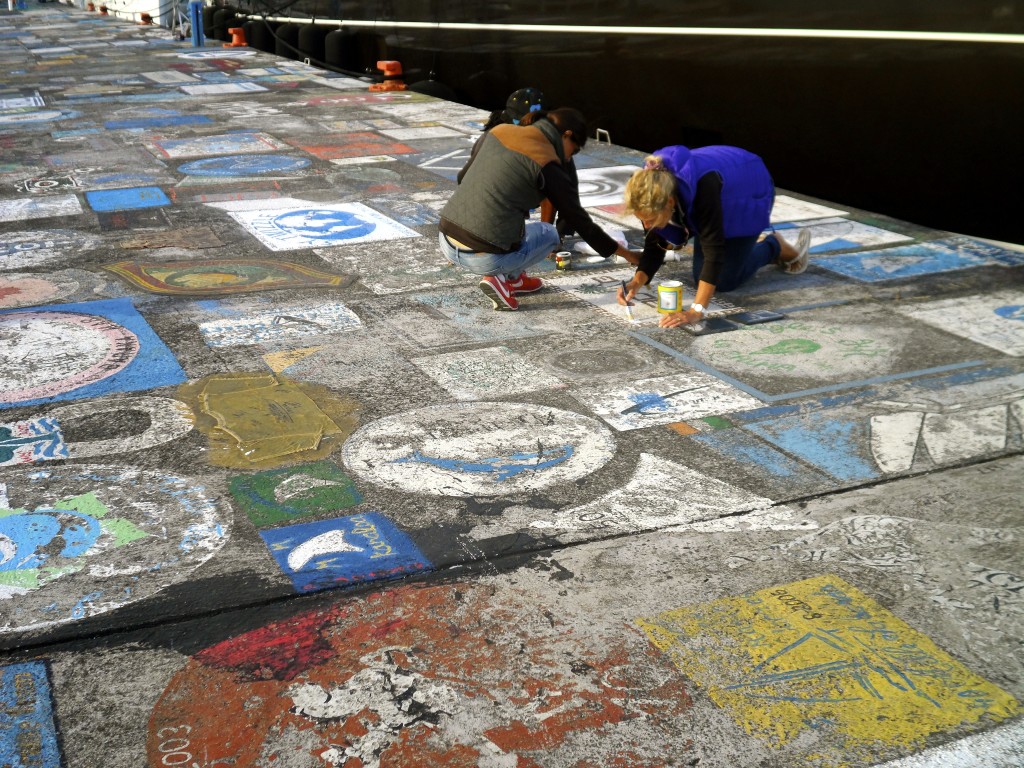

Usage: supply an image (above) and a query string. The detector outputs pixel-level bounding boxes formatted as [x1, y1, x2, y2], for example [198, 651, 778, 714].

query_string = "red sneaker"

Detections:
[508, 272, 544, 294]
[479, 275, 519, 310]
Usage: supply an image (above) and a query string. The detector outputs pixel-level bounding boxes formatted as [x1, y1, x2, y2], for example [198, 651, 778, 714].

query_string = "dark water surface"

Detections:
[271, 2, 1024, 242]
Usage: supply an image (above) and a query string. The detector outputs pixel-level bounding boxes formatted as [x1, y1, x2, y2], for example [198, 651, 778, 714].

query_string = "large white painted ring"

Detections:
[342, 402, 617, 497]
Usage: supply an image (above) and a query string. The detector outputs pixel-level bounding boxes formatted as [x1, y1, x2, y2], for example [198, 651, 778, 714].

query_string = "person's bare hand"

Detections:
[658, 309, 703, 327]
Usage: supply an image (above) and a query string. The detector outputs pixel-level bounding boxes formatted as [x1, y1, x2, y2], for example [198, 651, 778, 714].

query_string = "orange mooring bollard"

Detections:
[139, 12, 153, 24]
[224, 27, 247, 47]
[368, 60, 407, 92]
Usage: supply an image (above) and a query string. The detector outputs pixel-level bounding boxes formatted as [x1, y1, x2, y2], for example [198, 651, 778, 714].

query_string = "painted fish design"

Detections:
[393, 445, 574, 481]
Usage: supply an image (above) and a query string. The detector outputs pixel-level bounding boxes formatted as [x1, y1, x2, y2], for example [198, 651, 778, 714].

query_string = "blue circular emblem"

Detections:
[270, 208, 376, 241]
[179, 155, 311, 177]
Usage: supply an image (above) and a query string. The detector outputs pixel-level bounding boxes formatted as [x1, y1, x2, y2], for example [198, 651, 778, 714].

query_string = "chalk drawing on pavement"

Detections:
[179, 374, 359, 469]
[0, 298, 187, 409]
[14, 173, 85, 194]
[148, 583, 691, 767]
[0, 464, 227, 632]
[814, 239, 994, 282]
[773, 217, 913, 253]
[49, 396, 194, 460]
[342, 403, 616, 496]
[103, 259, 350, 295]
[285, 131, 417, 160]
[690, 318, 903, 381]
[0, 417, 67, 466]
[637, 575, 1019, 765]
[198, 300, 362, 347]
[869, 372, 1024, 471]
[407, 143, 474, 180]
[84, 186, 170, 212]
[410, 346, 563, 401]
[149, 131, 288, 159]
[379, 125, 466, 141]
[229, 461, 362, 528]
[571, 371, 761, 431]
[0, 195, 82, 223]
[770, 195, 848, 223]
[894, 289, 1024, 356]
[575, 165, 640, 207]
[180, 82, 269, 96]
[177, 154, 311, 176]
[550, 267, 736, 325]
[0, 272, 81, 308]
[175, 49, 257, 59]
[260, 512, 431, 593]
[220, 200, 421, 251]
[726, 517, 1023, 675]
[0, 662, 61, 768]
[468, 453, 786, 544]
[0, 108, 79, 126]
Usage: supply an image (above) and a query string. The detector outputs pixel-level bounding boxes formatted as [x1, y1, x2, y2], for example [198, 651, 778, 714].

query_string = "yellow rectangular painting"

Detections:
[636, 575, 1018, 765]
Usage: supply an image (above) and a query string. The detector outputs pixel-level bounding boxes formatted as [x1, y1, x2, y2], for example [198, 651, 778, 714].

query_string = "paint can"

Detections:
[657, 280, 684, 313]
[555, 251, 572, 270]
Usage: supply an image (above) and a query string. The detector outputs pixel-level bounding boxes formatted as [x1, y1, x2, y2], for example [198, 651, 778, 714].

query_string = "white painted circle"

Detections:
[342, 402, 617, 496]
[0, 312, 139, 403]
[0, 465, 228, 633]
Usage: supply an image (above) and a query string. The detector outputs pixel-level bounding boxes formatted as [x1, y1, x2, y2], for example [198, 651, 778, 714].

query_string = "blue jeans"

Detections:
[691, 233, 782, 292]
[438, 222, 560, 278]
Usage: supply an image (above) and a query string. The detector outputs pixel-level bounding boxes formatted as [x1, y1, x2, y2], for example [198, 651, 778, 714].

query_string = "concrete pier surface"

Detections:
[1, 6, 1022, 767]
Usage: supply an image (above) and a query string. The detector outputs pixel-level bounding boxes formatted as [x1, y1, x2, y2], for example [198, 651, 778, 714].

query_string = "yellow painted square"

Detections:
[636, 575, 1018, 761]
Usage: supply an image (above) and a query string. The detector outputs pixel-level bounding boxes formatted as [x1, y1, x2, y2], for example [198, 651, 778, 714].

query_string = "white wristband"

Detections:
[690, 303, 705, 315]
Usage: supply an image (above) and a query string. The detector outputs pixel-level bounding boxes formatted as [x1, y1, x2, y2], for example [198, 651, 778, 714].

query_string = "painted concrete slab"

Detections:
[775, 217, 914, 253]
[409, 346, 564, 401]
[220, 199, 422, 251]
[894, 289, 1024, 356]
[571, 370, 762, 431]
[0, 297, 186, 409]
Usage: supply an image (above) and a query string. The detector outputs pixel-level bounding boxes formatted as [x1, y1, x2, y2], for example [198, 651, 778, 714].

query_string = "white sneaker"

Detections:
[782, 228, 812, 274]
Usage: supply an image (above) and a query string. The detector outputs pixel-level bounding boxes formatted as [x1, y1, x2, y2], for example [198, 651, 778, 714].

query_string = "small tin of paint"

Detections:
[657, 280, 684, 313]
[555, 251, 572, 270]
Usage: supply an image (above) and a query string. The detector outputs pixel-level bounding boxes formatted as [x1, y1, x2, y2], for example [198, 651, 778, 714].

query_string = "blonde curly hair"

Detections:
[623, 155, 676, 217]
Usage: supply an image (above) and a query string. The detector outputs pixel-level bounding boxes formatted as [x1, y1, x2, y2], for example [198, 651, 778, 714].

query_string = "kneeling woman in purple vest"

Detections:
[618, 145, 811, 327]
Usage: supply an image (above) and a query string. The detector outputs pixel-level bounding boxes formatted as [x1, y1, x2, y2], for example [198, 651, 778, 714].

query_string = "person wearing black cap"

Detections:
[439, 107, 640, 311]
[482, 87, 545, 131]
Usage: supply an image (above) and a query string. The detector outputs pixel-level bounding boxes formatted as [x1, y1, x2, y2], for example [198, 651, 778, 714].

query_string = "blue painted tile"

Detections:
[260, 512, 431, 593]
[85, 186, 170, 211]
[0, 662, 62, 768]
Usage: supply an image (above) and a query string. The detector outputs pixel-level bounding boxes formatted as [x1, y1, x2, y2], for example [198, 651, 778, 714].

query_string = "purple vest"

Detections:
[654, 145, 774, 239]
